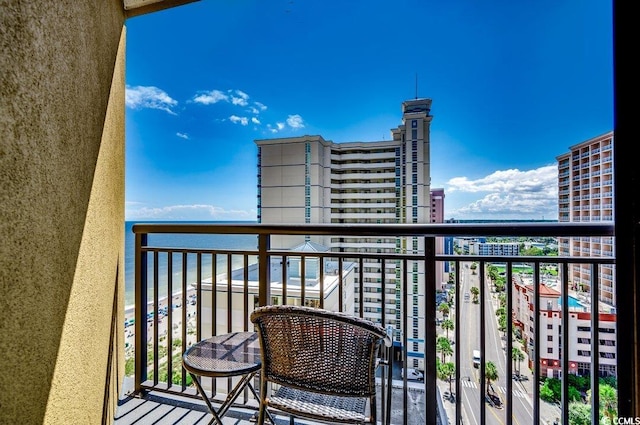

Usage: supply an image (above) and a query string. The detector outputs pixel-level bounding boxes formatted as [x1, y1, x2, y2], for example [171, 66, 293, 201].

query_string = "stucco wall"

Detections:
[0, 1, 126, 423]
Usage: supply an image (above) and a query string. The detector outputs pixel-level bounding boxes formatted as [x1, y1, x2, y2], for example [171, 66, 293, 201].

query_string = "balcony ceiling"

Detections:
[123, 0, 200, 18]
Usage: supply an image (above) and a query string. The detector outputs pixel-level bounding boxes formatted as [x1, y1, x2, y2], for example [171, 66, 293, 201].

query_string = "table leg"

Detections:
[189, 372, 225, 425]
[190, 372, 277, 425]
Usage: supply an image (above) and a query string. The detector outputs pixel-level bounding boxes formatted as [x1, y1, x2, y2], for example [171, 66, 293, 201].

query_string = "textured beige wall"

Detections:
[0, 1, 126, 424]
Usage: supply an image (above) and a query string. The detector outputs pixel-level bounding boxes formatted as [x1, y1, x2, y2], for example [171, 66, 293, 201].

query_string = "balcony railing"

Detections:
[124, 222, 615, 425]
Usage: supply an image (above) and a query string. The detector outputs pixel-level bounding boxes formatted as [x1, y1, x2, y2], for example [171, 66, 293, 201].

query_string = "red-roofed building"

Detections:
[513, 280, 617, 378]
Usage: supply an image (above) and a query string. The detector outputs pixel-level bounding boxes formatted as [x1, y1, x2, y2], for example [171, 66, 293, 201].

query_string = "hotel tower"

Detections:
[556, 131, 615, 306]
[256, 98, 443, 370]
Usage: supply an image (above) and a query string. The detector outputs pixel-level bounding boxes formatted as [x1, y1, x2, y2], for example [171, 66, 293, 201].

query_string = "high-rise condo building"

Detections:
[556, 131, 615, 306]
[256, 98, 442, 370]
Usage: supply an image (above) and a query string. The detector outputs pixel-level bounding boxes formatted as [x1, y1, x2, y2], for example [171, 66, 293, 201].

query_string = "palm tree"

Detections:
[498, 292, 506, 308]
[437, 361, 456, 394]
[470, 286, 480, 303]
[441, 319, 454, 340]
[436, 336, 453, 363]
[511, 347, 525, 376]
[438, 302, 450, 318]
[487, 265, 499, 290]
[598, 384, 618, 424]
[485, 361, 499, 393]
[498, 314, 507, 333]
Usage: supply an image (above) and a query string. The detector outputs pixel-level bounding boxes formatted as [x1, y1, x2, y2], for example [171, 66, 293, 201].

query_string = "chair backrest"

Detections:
[250, 305, 390, 397]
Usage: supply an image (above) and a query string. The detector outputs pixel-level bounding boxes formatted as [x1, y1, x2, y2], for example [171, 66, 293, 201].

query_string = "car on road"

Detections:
[402, 368, 424, 381]
[485, 393, 503, 409]
[464, 292, 470, 302]
[472, 350, 481, 368]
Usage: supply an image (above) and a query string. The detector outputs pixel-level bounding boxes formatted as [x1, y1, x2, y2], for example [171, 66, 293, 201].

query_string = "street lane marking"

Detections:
[460, 383, 527, 399]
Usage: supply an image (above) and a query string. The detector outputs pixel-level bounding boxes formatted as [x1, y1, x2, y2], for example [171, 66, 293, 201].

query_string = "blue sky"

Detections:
[124, 0, 613, 222]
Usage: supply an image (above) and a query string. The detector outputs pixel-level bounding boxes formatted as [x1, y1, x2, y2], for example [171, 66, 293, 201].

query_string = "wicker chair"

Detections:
[250, 305, 393, 424]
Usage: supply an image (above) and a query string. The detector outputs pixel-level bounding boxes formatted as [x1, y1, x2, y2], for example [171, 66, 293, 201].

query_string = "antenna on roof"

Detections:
[415, 73, 418, 99]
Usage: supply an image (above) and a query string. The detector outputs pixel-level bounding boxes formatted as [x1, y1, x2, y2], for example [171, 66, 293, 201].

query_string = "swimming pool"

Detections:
[558, 295, 586, 309]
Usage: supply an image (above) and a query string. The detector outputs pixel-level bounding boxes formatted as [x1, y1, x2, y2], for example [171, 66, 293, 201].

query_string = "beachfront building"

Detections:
[468, 241, 520, 256]
[256, 98, 442, 370]
[556, 131, 615, 306]
[197, 241, 356, 337]
[512, 281, 617, 378]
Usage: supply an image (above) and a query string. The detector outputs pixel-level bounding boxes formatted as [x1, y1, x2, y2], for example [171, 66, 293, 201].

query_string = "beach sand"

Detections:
[124, 288, 198, 355]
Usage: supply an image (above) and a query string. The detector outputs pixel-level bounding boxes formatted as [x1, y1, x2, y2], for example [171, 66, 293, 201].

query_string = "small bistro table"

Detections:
[182, 331, 275, 424]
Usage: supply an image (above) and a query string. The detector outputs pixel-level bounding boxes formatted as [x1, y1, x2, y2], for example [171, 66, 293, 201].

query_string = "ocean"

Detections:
[124, 221, 259, 307]
[125, 219, 557, 306]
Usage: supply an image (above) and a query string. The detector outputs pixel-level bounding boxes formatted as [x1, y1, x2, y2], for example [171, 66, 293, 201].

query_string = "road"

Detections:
[450, 262, 552, 425]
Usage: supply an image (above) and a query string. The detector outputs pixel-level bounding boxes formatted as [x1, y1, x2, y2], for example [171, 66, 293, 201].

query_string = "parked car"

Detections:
[402, 368, 424, 381]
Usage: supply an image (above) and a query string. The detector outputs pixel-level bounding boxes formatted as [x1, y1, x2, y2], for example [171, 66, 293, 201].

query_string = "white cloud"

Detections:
[230, 90, 249, 106]
[286, 114, 305, 129]
[446, 165, 558, 220]
[126, 204, 255, 221]
[229, 115, 249, 125]
[190, 89, 305, 134]
[193, 90, 228, 105]
[176, 132, 189, 139]
[125, 85, 178, 115]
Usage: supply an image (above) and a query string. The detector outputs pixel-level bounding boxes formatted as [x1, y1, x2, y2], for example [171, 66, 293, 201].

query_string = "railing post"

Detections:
[257, 233, 271, 307]
[424, 236, 437, 425]
[134, 230, 148, 394]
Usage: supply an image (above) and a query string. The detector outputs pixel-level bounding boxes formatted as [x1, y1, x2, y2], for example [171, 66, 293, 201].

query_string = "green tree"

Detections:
[497, 314, 507, 333]
[441, 319, 454, 339]
[436, 336, 453, 363]
[540, 378, 561, 402]
[588, 384, 618, 425]
[498, 293, 506, 308]
[438, 302, 450, 318]
[125, 356, 135, 377]
[447, 286, 455, 302]
[488, 265, 499, 287]
[437, 361, 456, 394]
[521, 246, 544, 256]
[568, 373, 590, 392]
[470, 286, 480, 303]
[568, 402, 592, 425]
[485, 361, 499, 393]
[568, 386, 582, 402]
[511, 347, 525, 376]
